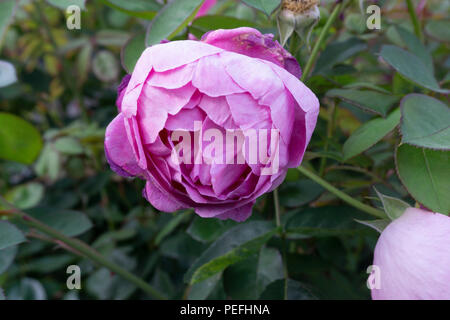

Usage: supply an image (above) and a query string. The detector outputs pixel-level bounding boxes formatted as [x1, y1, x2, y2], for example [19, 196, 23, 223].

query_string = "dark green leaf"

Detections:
[7, 278, 47, 300]
[192, 15, 258, 33]
[99, 0, 160, 19]
[0, 221, 26, 251]
[327, 89, 400, 117]
[121, 32, 146, 74]
[54, 137, 84, 155]
[394, 26, 434, 72]
[5, 183, 44, 209]
[154, 212, 189, 246]
[188, 272, 222, 300]
[396, 145, 450, 214]
[315, 38, 367, 74]
[0, 113, 43, 164]
[240, 0, 281, 16]
[46, 0, 86, 10]
[0, 0, 16, 45]
[259, 279, 316, 300]
[25, 207, 93, 237]
[92, 50, 119, 82]
[184, 221, 277, 284]
[279, 180, 324, 207]
[343, 108, 401, 160]
[400, 94, 450, 150]
[0, 245, 17, 274]
[380, 45, 448, 93]
[224, 247, 283, 299]
[285, 206, 370, 238]
[425, 20, 450, 42]
[146, 0, 204, 46]
[187, 217, 235, 243]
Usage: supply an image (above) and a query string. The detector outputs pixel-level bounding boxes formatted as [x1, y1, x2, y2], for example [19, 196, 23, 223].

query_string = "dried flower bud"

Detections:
[277, 0, 321, 47]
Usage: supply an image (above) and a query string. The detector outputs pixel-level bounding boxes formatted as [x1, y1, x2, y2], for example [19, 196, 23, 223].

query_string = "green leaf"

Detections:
[343, 108, 401, 160]
[188, 272, 222, 300]
[25, 207, 93, 237]
[394, 26, 434, 72]
[53, 137, 84, 155]
[400, 94, 450, 150]
[99, 0, 160, 19]
[0, 60, 17, 87]
[7, 278, 47, 300]
[327, 89, 400, 117]
[0, 245, 18, 274]
[285, 206, 369, 238]
[374, 188, 411, 220]
[380, 45, 448, 94]
[35, 144, 60, 180]
[95, 30, 130, 47]
[92, 50, 119, 82]
[121, 32, 146, 74]
[191, 15, 258, 32]
[46, 0, 86, 10]
[0, 221, 26, 251]
[355, 219, 390, 233]
[425, 20, 450, 42]
[0, 0, 16, 46]
[187, 217, 235, 243]
[146, 0, 204, 46]
[224, 247, 283, 299]
[184, 221, 277, 284]
[4, 182, 44, 209]
[154, 212, 189, 246]
[259, 279, 316, 300]
[396, 145, 450, 214]
[240, 0, 281, 16]
[279, 180, 324, 207]
[0, 113, 43, 164]
[315, 38, 367, 74]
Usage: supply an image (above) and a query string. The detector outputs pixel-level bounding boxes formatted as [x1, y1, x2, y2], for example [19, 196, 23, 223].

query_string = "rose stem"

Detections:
[406, 0, 423, 42]
[297, 166, 387, 219]
[0, 196, 167, 300]
[300, 0, 344, 82]
[273, 188, 289, 300]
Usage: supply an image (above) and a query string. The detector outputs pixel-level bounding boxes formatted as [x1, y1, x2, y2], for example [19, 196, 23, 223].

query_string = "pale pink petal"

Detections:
[372, 208, 450, 300]
[192, 53, 246, 97]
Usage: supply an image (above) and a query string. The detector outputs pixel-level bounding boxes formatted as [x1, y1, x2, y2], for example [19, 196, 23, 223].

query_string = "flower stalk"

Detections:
[297, 166, 387, 219]
[0, 196, 167, 300]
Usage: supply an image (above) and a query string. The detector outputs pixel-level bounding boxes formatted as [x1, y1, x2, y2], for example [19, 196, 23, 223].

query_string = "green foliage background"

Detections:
[0, 0, 448, 300]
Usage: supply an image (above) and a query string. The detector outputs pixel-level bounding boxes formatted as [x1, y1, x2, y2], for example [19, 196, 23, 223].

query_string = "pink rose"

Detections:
[196, 0, 217, 17]
[371, 208, 450, 299]
[104, 27, 319, 222]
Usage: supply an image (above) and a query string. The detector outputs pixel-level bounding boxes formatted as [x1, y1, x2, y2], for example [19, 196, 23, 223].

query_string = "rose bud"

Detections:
[104, 27, 319, 222]
[277, 0, 321, 47]
[371, 208, 450, 299]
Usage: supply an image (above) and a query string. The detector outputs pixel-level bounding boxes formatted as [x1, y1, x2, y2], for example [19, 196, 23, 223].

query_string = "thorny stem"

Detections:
[301, 1, 344, 82]
[0, 196, 167, 300]
[406, 0, 423, 42]
[297, 166, 387, 219]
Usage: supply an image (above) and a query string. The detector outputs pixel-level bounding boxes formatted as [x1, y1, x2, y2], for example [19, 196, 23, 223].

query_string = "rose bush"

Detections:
[105, 27, 319, 222]
[371, 208, 450, 300]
